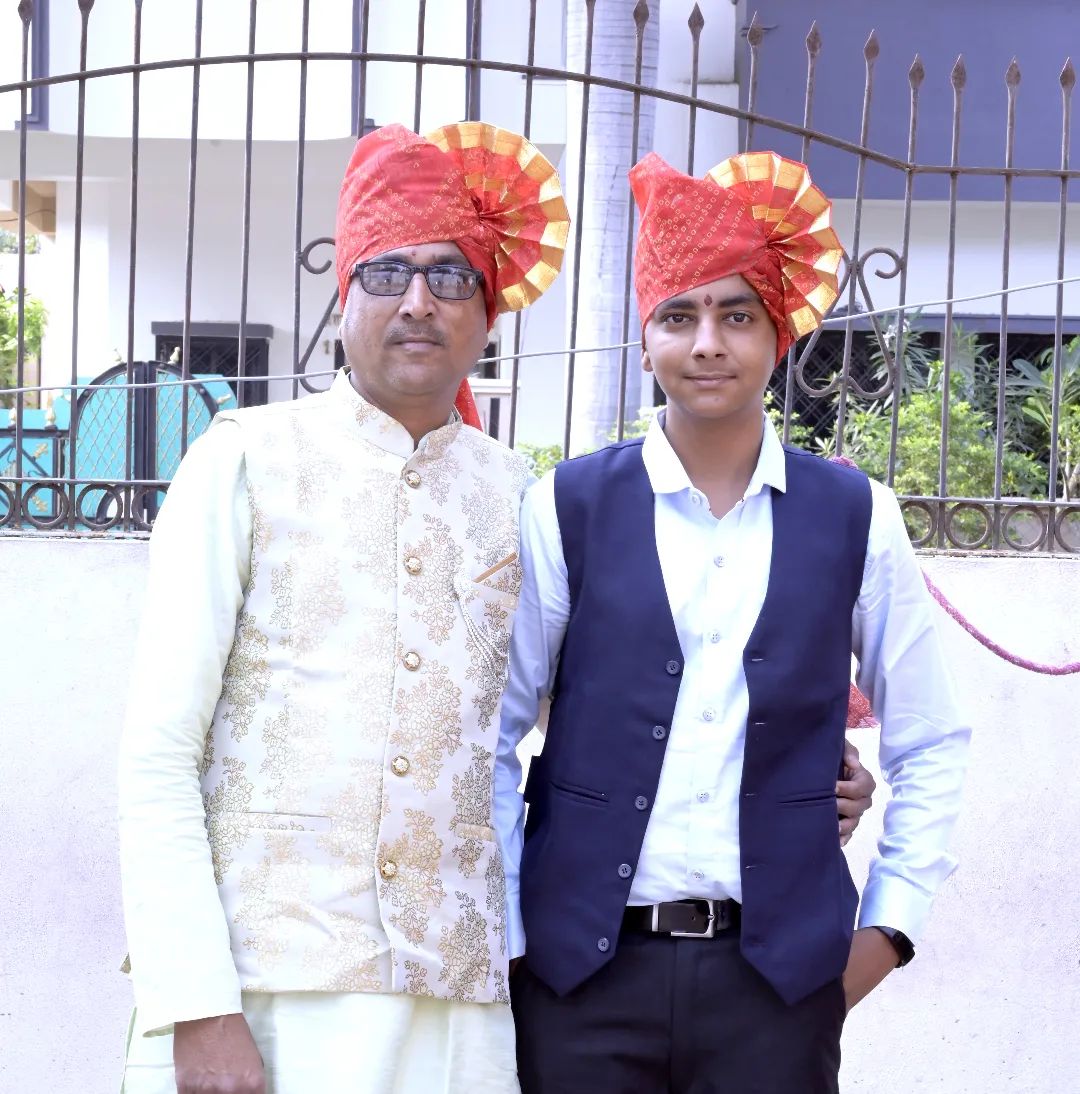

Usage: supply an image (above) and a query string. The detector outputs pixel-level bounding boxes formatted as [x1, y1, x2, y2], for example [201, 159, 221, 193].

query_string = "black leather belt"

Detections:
[622, 898, 740, 939]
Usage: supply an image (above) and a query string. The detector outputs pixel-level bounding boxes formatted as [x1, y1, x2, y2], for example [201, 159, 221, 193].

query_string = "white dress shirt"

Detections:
[495, 413, 970, 960]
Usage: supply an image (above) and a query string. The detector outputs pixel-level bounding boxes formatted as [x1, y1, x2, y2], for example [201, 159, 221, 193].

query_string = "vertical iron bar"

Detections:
[507, 0, 538, 448]
[994, 59, 1019, 545]
[936, 55, 966, 543]
[354, 0, 370, 135]
[291, 0, 311, 399]
[784, 21, 821, 443]
[124, 0, 144, 529]
[466, 0, 482, 121]
[744, 12, 763, 153]
[237, 0, 258, 408]
[887, 56, 923, 487]
[13, 1, 33, 528]
[615, 2, 650, 443]
[67, 1, 95, 527]
[413, 0, 427, 134]
[1049, 60, 1074, 546]
[180, 0, 204, 459]
[834, 31, 879, 459]
[563, 0, 597, 459]
[686, 5, 703, 174]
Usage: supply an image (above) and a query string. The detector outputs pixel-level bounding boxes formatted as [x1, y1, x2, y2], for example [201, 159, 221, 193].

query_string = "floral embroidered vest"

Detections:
[199, 369, 528, 1004]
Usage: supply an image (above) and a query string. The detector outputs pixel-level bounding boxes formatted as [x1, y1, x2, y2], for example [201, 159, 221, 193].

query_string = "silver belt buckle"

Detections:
[664, 899, 717, 939]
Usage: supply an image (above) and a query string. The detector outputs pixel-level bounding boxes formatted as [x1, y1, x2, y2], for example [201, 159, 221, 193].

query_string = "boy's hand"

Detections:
[842, 927, 899, 1011]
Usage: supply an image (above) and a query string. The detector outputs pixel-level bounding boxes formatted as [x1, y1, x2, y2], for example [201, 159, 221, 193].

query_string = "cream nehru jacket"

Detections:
[120, 368, 530, 1032]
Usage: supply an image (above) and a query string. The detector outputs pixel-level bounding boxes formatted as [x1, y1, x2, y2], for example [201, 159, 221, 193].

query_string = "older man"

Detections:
[119, 121, 568, 1094]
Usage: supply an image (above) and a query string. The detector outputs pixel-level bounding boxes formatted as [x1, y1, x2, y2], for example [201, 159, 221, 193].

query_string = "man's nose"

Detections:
[398, 270, 437, 318]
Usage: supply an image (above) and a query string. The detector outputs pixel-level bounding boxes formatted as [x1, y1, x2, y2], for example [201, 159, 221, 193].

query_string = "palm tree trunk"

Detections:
[565, 0, 658, 454]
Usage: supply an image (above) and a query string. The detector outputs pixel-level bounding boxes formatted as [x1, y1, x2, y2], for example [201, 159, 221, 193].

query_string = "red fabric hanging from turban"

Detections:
[630, 151, 844, 362]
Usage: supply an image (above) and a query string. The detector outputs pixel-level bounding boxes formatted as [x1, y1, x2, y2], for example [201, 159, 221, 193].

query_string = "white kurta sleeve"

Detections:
[853, 479, 972, 941]
[118, 418, 251, 1036]
[495, 472, 571, 959]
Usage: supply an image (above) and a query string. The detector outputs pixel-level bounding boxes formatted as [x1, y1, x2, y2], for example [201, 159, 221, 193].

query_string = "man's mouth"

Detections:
[387, 326, 445, 348]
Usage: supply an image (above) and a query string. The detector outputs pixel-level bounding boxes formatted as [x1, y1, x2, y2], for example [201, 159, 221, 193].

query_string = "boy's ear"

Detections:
[641, 331, 653, 374]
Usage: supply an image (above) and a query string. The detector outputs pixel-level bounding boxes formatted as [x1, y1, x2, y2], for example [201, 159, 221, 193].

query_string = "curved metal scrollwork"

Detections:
[794, 248, 906, 402]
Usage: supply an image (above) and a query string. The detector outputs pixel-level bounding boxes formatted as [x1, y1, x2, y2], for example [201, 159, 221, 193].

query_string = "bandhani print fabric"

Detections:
[630, 150, 845, 361]
[335, 122, 569, 325]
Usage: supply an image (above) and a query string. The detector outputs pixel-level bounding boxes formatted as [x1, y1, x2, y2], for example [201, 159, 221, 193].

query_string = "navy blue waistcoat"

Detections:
[519, 439, 872, 1005]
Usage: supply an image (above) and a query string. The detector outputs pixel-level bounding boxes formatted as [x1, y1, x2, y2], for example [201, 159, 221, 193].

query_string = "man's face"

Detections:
[340, 240, 489, 417]
[642, 273, 778, 427]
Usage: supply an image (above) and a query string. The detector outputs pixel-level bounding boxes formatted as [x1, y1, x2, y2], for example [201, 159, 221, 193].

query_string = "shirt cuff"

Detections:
[857, 871, 940, 943]
[132, 976, 244, 1038]
[505, 886, 526, 960]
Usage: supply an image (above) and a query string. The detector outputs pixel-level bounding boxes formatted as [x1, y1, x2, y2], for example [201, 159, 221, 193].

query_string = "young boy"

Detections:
[496, 150, 970, 1093]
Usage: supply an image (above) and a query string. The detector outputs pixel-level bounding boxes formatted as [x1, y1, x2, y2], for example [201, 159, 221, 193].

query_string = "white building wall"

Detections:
[0, 535, 1077, 1092]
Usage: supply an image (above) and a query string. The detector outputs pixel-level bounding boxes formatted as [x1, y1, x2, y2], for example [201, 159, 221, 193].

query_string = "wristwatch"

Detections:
[872, 926, 915, 968]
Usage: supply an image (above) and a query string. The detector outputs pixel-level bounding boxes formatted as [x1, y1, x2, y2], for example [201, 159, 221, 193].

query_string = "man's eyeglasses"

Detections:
[352, 260, 484, 302]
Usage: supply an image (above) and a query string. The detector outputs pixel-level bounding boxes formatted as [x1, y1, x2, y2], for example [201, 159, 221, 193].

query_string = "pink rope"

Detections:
[827, 455, 1080, 677]
[921, 572, 1080, 676]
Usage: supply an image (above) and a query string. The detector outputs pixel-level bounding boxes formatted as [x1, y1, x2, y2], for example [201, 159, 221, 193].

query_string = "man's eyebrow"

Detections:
[377, 250, 469, 267]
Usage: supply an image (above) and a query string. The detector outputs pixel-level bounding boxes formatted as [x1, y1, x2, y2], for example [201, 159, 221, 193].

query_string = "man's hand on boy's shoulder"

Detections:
[836, 739, 876, 847]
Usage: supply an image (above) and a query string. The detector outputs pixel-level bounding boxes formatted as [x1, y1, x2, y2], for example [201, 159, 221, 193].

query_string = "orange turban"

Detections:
[335, 122, 568, 428]
[630, 151, 844, 362]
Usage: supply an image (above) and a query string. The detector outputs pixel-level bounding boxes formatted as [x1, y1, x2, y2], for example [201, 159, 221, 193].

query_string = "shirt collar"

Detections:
[331, 366, 461, 460]
[641, 410, 788, 499]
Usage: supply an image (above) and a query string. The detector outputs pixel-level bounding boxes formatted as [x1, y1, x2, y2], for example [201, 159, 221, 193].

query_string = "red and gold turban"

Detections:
[335, 122, 568, 428]
[630, 151, 844, 362]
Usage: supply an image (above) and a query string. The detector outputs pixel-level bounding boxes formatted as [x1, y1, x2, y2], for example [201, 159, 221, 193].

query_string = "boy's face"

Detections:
[642, 273, 778, 427]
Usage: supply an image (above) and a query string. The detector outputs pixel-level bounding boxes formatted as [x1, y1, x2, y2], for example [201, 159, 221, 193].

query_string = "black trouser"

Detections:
[511, 928, 845, 1094]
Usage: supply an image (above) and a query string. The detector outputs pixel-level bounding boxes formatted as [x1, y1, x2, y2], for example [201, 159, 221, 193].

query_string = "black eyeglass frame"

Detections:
[351, 260, 485, 301]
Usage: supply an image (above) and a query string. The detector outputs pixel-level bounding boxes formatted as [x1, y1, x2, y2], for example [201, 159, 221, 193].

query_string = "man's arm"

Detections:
[495, 472, 571, 960]
[118, 419, 251, 1037]
[845, 480, 972, 1006]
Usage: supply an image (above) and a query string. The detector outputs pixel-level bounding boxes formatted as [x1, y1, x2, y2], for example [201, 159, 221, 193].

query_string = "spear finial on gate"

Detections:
[688, 3, 704, 37]
[951, 54, 967, 91]
[1005, 57, 1021, 89]
[1061, 58, 1076, 92]
[17, 1, 33, 24]
[863, 30, 880, 64]
[633, 0, 649, 30]
[908, 54, 925, 89]
[746, 11, 764, 48]
[806, 21, 822, 59]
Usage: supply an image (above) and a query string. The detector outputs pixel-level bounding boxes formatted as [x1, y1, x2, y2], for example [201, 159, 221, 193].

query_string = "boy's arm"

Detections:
[495, 472, 571, 960]
[118, 419, 251, 1036]
[848, 480, 971, 996]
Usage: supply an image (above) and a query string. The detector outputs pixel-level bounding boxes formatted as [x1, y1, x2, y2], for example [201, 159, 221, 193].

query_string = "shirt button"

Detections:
[617, 863, 633, 879]
[402, 651, 421, 671]
[665, 660, 681, 675]
[702, 709, 715, 722]
[709, 631, 721, 644]
[713, 555, 725, 568]
[691, 869, 704, 882]
[380, 860, 398, 879]
[634, 795, 649, 811]
[651, 725, 667, 741]
[404, 470, 422, 489]
[391, 756, 410, 777]
[597, 937, 610, 953]
[697, 791, 710, 803]
[404, 555, 422, 575]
